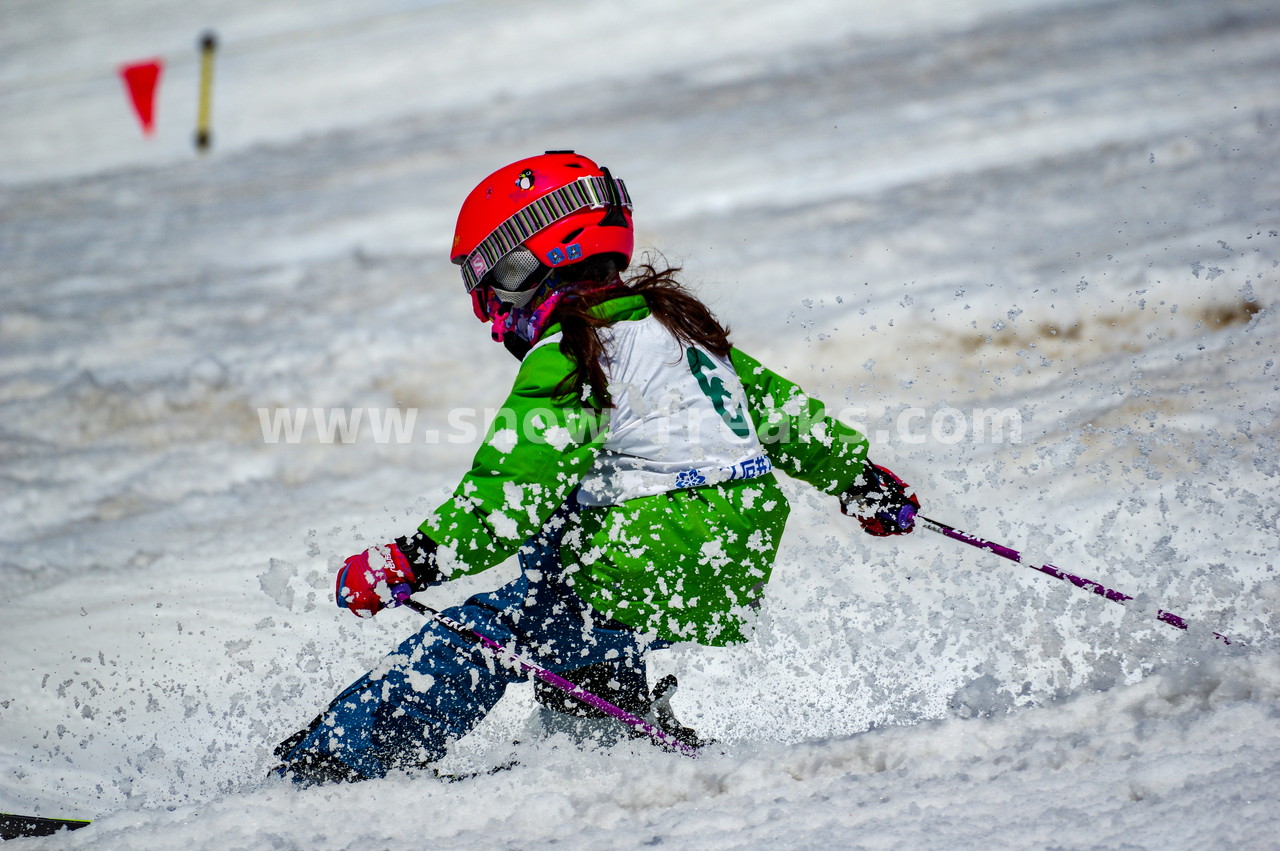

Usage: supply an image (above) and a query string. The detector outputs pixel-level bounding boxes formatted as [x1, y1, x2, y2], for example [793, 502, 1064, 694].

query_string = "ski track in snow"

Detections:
[1, 0, 1279, 847]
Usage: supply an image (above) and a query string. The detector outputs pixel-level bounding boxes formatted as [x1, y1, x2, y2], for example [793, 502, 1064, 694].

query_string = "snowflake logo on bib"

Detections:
[675, 469, 707, 489]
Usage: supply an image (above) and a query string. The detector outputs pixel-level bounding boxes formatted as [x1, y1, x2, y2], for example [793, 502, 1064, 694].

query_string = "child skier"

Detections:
[273, 151, 919, 784]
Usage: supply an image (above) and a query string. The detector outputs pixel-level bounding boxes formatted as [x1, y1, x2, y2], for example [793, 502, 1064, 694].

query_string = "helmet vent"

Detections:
[561, 228, 584, 244]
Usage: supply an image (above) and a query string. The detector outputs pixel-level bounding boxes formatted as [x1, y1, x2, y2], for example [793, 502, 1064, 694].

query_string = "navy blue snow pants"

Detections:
[284, 516, 659, 780]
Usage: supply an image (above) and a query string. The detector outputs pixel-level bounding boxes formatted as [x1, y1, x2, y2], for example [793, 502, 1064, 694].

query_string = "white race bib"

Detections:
[577, 316, 769, 506]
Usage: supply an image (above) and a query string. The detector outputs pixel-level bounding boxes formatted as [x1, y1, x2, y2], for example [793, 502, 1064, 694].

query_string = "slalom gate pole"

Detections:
[397, 597, 700, 757]
[194, 31, 217, 152]
[916, 514, 1231, 645]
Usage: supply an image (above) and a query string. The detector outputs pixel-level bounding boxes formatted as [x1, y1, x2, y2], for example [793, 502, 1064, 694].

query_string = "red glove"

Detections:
[335, 543, 418, 618]
[840, 463, 920, 536]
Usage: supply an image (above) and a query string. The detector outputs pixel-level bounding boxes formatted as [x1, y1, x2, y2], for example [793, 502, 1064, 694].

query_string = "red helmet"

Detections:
[451, 151, 634, 300]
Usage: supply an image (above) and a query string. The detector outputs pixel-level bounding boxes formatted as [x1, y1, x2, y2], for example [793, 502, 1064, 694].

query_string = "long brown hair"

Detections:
[551, 256, 732, 407]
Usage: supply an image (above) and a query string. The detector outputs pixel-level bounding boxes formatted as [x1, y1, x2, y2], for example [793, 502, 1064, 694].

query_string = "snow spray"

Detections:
[917, 513, 1232, 645]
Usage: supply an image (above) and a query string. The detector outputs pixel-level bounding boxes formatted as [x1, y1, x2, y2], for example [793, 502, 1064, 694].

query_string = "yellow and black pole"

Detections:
[195, 31, 217, 153]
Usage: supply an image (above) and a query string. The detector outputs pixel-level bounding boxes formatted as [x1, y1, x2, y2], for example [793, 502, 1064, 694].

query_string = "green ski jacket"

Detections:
[418, 295, 869, 645]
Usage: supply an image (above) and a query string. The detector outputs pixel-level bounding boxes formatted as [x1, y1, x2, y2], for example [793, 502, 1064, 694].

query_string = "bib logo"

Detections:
[686, 347, 751, 438]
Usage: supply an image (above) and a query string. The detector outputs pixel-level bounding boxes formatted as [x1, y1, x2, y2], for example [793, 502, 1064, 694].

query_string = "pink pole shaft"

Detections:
[919, 515, 1231, 645]
[401, 599, 700, 757]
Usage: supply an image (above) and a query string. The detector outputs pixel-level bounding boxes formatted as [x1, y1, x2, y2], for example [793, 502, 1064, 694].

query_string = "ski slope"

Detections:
[2, 0, 1278, 846]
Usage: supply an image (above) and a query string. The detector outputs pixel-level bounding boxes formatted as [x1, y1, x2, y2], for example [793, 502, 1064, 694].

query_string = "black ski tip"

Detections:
[430, 757, 520, 783]
[0, 812, 92, 840]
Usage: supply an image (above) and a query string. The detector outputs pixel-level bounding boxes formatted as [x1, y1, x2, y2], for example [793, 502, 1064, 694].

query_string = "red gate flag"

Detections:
[120, 59, 164, 136]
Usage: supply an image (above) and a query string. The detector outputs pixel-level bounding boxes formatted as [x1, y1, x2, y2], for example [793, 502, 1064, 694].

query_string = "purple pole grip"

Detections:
[873, 503, 916, 532]
[896, 503, 917, 531]
[390, 582, 413, 604]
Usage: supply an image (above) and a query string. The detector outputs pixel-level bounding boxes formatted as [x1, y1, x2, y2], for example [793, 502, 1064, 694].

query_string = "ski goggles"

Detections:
[469, 254, 551, 323]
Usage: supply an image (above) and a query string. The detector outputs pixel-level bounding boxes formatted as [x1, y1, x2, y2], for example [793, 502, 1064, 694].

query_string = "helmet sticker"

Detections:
[546, 247, 565, 266]
[516, 169, 535, 190]
[566, 243, 582, 260]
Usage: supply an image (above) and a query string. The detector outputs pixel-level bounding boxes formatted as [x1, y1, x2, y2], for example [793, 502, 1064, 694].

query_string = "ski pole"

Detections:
[397, 597, 700, 757]
[914, 513, 1231, 645]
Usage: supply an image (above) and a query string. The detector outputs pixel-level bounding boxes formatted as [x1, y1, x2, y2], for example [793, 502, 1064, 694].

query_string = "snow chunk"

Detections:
[258, 558, 296, 610]
[491, 428, 519, 455]
[405, 671, 435, 693]
[489, 510, 519, 540]
[542, 425, 572, 451]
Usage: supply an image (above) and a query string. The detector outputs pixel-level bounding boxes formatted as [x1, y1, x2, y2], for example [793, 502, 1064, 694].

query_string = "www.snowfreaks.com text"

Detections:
[256, 406, 1023, 446]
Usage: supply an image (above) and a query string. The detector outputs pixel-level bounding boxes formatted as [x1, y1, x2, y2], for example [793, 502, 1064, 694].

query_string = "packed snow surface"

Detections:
[2, 0, 1278, 847]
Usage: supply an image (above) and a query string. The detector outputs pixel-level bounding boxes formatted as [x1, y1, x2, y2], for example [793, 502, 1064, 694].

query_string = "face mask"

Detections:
[480, 281, 570, 346]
